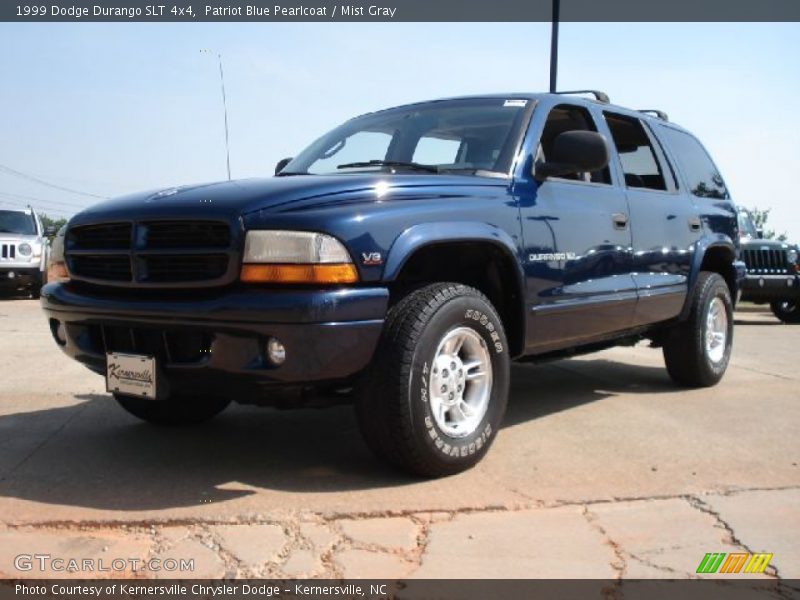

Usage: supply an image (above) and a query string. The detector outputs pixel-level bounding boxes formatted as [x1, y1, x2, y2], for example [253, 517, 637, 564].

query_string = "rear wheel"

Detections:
[114, 393, 230, 425]
[770, 300, 800, 324]
[663, 272, 733, 387]
[356, 283, 510, 477]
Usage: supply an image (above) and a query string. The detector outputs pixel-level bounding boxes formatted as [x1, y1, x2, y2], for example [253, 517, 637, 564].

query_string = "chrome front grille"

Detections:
[742, 248, 790, 274]
[65, 220, 237, 288]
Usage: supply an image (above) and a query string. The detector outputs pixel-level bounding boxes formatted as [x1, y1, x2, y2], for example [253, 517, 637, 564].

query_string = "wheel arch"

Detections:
[681, 238, 737, 320]
[383, 222, 526, 357]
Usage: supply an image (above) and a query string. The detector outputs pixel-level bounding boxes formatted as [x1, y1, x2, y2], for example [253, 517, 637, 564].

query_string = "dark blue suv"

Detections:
[42, 91, 744, 476]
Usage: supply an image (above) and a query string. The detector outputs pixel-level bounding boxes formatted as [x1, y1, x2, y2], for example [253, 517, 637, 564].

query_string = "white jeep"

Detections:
[0, 207, 49, 298]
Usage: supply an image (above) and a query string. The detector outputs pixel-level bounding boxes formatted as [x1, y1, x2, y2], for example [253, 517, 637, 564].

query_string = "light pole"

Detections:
[549, 0, 560, 93]
[201, 49, 232, 180]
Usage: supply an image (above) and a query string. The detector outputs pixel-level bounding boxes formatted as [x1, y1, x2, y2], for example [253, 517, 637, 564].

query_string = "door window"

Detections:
[604, 113, 669, 191]
[537, 104, 611, 184]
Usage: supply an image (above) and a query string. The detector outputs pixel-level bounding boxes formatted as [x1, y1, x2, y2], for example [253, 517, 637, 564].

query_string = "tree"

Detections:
[39, 214, 67, 235]
[747, 207, 788, 242]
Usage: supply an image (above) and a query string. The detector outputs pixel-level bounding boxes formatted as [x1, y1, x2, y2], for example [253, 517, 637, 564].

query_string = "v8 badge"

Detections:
[361, 252, 383, 266]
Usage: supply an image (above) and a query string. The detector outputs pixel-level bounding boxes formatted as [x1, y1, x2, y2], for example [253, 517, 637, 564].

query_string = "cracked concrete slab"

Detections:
[335, 549, 414, 579]
[0, 527, 151, 578]
[700, 488, 800, 579]
[337, 517, 419, 551]
[586, 497, 749, 578]
[151, 537, 226, 578]
[1, 299, 798, 580]
[413, 505, 617, 578]
[210, 523, 286, 572]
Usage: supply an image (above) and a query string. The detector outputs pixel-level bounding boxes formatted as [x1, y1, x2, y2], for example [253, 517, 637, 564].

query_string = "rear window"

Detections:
[656, 126, 728, 199]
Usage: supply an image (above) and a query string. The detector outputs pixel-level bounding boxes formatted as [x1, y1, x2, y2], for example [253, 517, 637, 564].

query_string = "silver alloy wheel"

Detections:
[429, 326, 493, 438]
[705, 297, 728, 364]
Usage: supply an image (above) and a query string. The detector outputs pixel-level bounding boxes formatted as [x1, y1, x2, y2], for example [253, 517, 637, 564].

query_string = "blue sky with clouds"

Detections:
[0, 22, 798, 238]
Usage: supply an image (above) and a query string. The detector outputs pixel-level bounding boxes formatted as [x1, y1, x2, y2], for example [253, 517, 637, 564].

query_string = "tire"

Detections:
[770, 300, 800, 324]
[356, 283, 510, 477]
[29, 272, 43, 299]
[663, 272, 733, 387]
[114, 393, 230, 425]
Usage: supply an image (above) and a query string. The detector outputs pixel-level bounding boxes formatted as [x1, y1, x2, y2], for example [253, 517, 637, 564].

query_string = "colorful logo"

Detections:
[696, 552, 773, 574]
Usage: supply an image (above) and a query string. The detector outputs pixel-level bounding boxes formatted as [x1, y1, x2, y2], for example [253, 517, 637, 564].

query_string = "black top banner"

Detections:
[3, 0, 800, 22]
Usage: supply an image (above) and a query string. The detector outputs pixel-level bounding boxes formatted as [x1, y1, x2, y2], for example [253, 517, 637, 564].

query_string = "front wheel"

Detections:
[115, 393, 230, 425]
[356, 283, 510, 477]
[770, 300, 800, 324]
[663, 272, 733, 387]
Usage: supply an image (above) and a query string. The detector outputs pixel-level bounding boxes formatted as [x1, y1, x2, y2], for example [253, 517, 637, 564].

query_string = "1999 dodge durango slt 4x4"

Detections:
[42, 91, 744, 476]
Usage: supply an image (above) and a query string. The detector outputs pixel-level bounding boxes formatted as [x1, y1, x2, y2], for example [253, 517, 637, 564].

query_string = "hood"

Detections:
[69, 173, 504, 226]
[0, 233, 40, 243]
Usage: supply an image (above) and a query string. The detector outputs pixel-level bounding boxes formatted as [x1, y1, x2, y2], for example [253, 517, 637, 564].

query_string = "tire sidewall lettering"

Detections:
[412, 298, 508, 461]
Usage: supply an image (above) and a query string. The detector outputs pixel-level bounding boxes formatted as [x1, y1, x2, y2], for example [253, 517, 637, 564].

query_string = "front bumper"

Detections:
[0, 266, 41, 288]
[41, 282, 389, 400]
[739, 273, 800, 302]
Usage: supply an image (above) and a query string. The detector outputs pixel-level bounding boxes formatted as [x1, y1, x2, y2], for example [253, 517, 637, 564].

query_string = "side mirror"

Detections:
[756, 229, 764, 239]
[44, 226, 57, 237]
[275, 157, 293, 175]
[534, 131, 609, 181]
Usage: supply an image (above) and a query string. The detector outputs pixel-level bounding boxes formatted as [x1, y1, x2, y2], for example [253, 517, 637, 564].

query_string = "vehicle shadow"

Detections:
[733, 318, 782, 326]
[0, 360, 675, 512]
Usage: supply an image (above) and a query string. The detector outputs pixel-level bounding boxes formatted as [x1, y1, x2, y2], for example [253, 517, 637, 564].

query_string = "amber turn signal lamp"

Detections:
[47, 261, 70, 283]
[240, 263, 358, 284]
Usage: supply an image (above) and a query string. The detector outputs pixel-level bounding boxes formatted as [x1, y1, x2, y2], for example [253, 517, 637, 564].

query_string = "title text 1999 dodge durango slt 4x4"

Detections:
[42, 91, 744, 476]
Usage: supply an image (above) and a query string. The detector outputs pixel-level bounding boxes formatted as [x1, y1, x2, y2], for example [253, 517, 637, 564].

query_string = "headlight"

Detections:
[18, 243, 32, 257]
[788, 249, 798, 265]
[240, 230, 358, 284]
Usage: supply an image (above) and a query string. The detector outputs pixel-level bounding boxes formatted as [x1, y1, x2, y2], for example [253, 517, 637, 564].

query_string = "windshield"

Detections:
[284, 98, 530, 176]
[737, 209, 758, 239]
[0, 210, 37, 235]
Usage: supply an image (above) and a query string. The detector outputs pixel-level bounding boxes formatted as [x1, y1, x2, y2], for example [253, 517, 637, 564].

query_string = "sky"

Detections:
[0, 22, 799, 238]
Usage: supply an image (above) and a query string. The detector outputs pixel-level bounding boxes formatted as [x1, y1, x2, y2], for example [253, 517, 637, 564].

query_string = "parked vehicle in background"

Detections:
[737, 207, 800, 323]
[0, 207, 49, 298]
[42, 91, 743, 476]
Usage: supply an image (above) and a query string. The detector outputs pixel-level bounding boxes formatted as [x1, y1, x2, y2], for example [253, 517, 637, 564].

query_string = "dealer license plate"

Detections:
[106, 352, 157, 399]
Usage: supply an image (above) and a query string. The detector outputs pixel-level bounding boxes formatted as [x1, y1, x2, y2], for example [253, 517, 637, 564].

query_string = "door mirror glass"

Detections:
[535, 131, 609, 180]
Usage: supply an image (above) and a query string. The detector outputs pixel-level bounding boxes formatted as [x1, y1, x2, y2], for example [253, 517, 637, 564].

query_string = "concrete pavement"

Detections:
[0, 297, 797, 580]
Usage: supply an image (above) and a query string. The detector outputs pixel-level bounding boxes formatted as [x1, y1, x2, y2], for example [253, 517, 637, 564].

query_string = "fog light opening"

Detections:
[266, 338, 286, 365]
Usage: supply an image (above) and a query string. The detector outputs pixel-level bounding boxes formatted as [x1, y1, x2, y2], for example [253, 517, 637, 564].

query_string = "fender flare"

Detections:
[382, 221, 527, 354]
[680, 236, 737, 320]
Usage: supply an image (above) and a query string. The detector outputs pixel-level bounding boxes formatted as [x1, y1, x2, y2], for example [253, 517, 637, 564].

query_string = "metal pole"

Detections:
[217, 54, 232, 181]
[549, 0, 560, 93]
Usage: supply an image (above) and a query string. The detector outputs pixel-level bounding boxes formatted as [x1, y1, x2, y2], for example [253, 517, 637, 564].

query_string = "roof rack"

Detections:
[554, 90, 610, 103]
[639, 109, 669, 121]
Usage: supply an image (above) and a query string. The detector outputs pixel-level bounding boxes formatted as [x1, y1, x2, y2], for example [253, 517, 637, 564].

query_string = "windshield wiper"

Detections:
[336, 160, 439, 173]
[275, 171, 310, 176]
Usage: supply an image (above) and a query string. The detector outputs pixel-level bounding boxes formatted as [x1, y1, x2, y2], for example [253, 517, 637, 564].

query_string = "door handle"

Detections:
[611, 212, 628, 230]
[688, 217, 702, 232]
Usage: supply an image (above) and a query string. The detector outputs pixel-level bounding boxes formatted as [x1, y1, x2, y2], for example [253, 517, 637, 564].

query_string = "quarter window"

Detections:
[656, 126, 729, 199]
